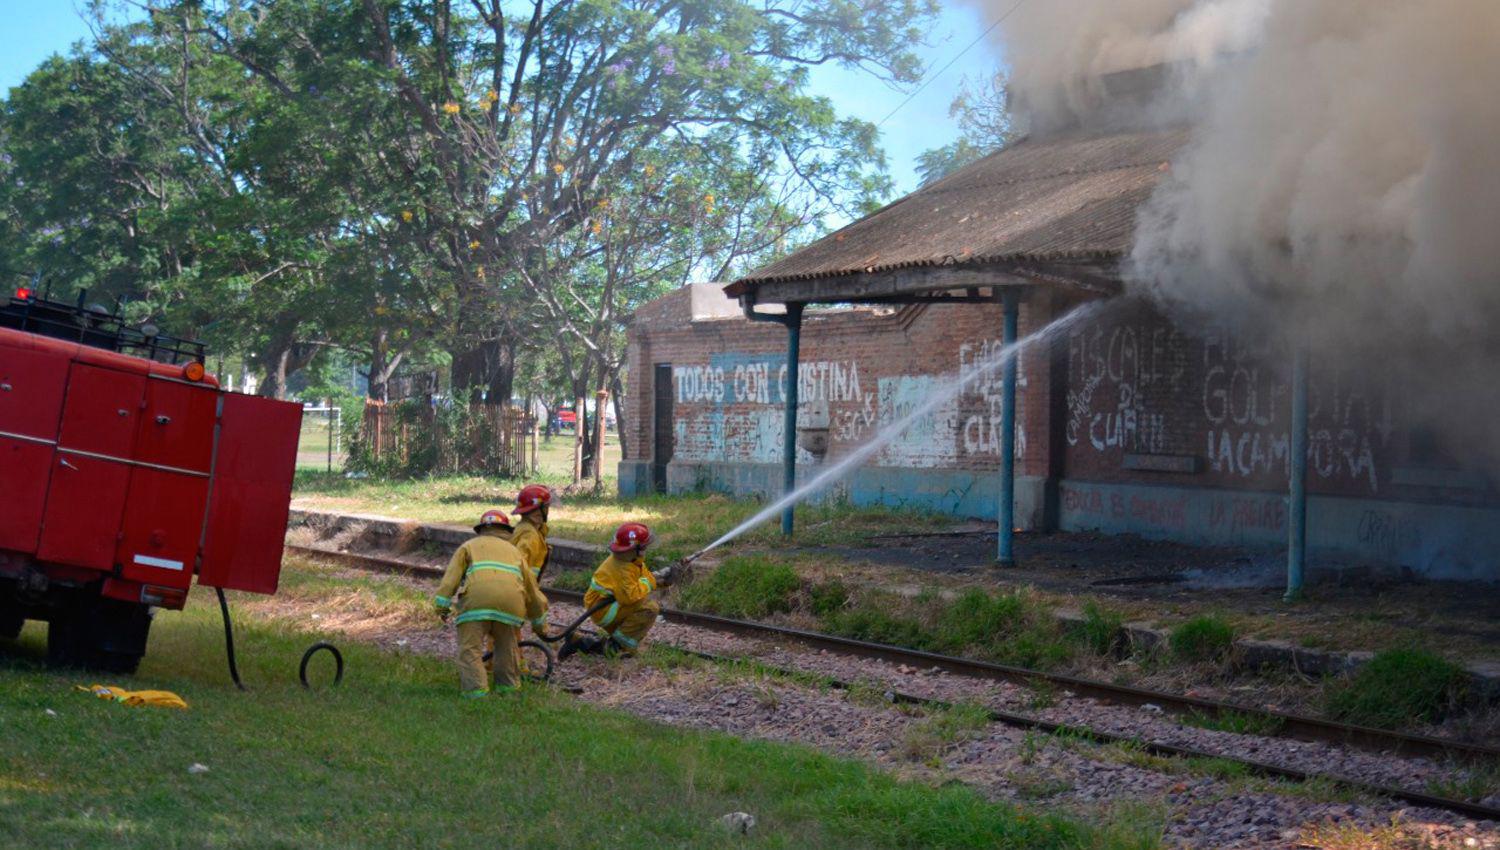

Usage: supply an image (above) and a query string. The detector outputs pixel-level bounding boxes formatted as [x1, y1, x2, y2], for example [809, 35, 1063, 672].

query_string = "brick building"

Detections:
[618, 128, 1500, 580]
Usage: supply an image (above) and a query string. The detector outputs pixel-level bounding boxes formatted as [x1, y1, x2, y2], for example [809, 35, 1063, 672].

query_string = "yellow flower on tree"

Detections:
[442, 102, 461, 114]
[469, 240, 481, 250]
[591, 220, 603, 236]
[401, 210, 414, 222]
[643, 164, 656, 177]
[476, 265, 486, 280]
[508, 102, 522, 115]
[552, 162, 565, 175]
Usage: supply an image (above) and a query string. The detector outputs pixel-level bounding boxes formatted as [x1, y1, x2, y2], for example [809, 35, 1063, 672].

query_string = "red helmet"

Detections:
[609, 522, 652, 554]
[513, 484, 552, 516]
[474, 509, 513, 534]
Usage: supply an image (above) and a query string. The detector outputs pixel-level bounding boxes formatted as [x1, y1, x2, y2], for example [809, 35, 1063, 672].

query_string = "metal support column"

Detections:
[781, 303, 804, 536]
[998, 291, 1020, 566]
[1285, 346, 1309, 601]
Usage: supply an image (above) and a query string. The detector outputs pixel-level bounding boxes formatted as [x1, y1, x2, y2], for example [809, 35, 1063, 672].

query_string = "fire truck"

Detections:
[0, 286, 301, 673]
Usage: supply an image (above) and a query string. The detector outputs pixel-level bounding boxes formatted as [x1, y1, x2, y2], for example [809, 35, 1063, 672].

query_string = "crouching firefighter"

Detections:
[434, 510, 549, 697]
[560, 522, 672, 659]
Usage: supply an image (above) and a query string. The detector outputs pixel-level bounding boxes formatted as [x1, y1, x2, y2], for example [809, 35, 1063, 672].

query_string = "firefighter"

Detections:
[434, 510, 549, 697]
[510, 484, 553, 581]
[560, 522, 672, 659]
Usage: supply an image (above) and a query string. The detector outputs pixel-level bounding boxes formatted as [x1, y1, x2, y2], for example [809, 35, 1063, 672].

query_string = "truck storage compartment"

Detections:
[115, 467, 209, 588]
[198, 393, 302, 594]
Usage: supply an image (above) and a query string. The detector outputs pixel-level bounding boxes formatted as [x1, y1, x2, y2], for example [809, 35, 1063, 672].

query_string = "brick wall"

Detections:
[623, 291, 1051, 476]
[1059, 299, 1484, 505]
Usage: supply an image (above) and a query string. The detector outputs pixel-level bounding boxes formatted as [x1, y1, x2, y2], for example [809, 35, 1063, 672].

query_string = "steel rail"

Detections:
[284, 545, 1500, 777]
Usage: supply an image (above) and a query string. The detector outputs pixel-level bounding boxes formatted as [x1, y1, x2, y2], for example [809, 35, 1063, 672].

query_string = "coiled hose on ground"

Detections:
[215, 586, 343, 690]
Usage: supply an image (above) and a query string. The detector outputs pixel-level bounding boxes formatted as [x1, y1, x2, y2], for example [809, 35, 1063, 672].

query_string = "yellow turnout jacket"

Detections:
[511, 519, 551, 581]
[583, 553, 656, 630]
[435, 531, 548, 632]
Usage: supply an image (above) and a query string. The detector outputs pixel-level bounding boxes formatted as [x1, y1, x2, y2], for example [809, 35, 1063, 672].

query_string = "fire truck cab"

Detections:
[0, 287, 301, 673]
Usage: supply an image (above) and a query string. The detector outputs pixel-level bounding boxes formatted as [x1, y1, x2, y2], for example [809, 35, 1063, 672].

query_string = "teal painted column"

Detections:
[781, 303, 804, 537]
[1285, 345, 1309, 601]
[998, 291, 1019, 566]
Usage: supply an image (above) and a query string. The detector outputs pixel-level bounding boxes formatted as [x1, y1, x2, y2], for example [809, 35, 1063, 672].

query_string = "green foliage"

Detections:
[824, 607, 935, 650]
[931, 590, 1075, 670]
[677, 555, 801, 619]
[2, 0, 937, 402]
[809, 579, 852, 616]
[1169, 615, 1236, 663]
[900, 702, 992, 763]
[1077, 601, 1126, 657]
[1325, 648, 1467, 729]
[1183, 709, 1286, 737]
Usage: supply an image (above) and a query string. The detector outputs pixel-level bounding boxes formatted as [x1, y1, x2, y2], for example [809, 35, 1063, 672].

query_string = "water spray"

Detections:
[680, 300, 1114, 560]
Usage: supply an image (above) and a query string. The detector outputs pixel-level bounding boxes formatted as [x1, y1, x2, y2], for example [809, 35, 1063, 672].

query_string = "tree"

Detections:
[915, 70, 1014, 187]
[139, 0, 930, 401]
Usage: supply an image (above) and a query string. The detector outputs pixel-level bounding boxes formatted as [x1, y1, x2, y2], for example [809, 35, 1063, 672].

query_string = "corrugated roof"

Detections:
[729, 126, 1190, 293]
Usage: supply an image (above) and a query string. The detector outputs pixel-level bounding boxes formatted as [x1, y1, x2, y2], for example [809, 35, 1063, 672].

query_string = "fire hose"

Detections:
[215, 586, 343, 691]
[483, 552, 706, 682]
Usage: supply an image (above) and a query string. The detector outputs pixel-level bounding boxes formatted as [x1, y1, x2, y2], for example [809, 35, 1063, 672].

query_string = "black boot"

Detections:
[558, 635, 605, 661]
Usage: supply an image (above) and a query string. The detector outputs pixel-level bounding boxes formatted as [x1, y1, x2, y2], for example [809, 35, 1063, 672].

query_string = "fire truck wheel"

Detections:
[46, 598, 151, 674]
[0, 608, 23, 640]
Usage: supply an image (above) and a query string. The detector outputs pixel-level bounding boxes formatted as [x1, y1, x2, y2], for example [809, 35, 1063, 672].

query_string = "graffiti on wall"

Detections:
[1065, 320, 1184, 454]
[1067, 313, 1394, 493]
[668, 337, 1028, 469]
[957, 338, 1027, 460]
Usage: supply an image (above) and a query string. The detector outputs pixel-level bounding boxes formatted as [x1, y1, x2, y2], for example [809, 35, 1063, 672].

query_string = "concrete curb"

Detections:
[287, 507, 605, 570]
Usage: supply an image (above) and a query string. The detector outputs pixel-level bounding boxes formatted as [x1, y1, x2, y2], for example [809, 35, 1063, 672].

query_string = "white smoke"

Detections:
[978, 0, 1500, 464]
[995, 0, 1269, 132]
[1130, 0, 1500, 461]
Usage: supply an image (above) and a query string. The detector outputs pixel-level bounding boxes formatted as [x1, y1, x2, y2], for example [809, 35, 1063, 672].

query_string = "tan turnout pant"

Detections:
[457, 620, 520, 696]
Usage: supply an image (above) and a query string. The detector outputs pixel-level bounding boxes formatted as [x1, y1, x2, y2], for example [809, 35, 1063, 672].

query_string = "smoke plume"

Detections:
[981, 0, 1500, 465]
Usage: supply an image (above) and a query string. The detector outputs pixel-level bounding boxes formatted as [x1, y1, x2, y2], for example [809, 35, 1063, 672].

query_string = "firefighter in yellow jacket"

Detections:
[510, 484, 553, 581]
[561, 522, 672, 659]
[434, 510, 549, 697]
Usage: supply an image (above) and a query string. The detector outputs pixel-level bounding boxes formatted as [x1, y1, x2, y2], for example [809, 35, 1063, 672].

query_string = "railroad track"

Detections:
[284, 543, 1500, 822]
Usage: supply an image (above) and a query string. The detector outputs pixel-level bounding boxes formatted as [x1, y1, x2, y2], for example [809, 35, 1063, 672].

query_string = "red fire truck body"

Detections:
[0, 295, 301, 672]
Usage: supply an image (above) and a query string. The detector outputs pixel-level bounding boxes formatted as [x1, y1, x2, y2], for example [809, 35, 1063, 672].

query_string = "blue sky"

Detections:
[0, 0, 1003, 195]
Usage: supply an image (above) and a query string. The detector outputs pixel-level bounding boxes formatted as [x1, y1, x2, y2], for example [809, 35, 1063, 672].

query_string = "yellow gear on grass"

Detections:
[77, 684, 188, 710]
[583, 552, 659, 654]
[435, 530, 549, 696]
[511, 518, 551, 581]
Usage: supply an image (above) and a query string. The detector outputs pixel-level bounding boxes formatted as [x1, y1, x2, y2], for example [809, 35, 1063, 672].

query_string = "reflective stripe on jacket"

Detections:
[583, 553, 656, 631]
[435, 531, 548, 630]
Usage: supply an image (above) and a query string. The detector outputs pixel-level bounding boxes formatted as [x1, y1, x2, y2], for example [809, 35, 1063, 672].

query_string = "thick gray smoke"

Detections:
[980, 0, 1500, 465]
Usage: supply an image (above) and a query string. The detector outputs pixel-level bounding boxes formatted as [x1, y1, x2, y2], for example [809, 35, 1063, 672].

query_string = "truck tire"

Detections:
[92, 599, 151, 675]
[46, 609, 93, 668]
[0, 608, 23, 640]
[46, 598, 151, 674]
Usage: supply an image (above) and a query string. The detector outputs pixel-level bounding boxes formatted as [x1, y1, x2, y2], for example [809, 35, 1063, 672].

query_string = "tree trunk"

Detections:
[610, 372, 628, 459]
[258, 338, 317, 400]
[451, 337, 515, 404]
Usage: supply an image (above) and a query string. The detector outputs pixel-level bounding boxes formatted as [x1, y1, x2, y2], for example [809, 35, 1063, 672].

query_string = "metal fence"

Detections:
[361, 400, 536, 477]
[299, 406, 344, 471]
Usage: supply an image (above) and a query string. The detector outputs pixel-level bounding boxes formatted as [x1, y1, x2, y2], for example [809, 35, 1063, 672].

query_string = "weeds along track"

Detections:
[284, 544, 1500, 823]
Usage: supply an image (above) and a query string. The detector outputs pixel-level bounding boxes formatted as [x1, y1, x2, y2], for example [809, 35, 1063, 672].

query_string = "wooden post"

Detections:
[531, 414, 540, 475]
[572, 395, 585, 484]
[594, 388, 609, 492]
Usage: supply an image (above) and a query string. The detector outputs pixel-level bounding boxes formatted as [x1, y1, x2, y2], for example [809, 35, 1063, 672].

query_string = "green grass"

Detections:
[1324, 648, 1468, 729]
[818, 589, 1085, 672]
[0, 588, 1162, 850]
[676, 556, 801, 619]
[899, 702, 994, 764]
[1181, 708, 1286, 737]
[292, 474, 945, 564]
[1075, 602, 1125, 657]
[1167, 615, 1235, 663]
